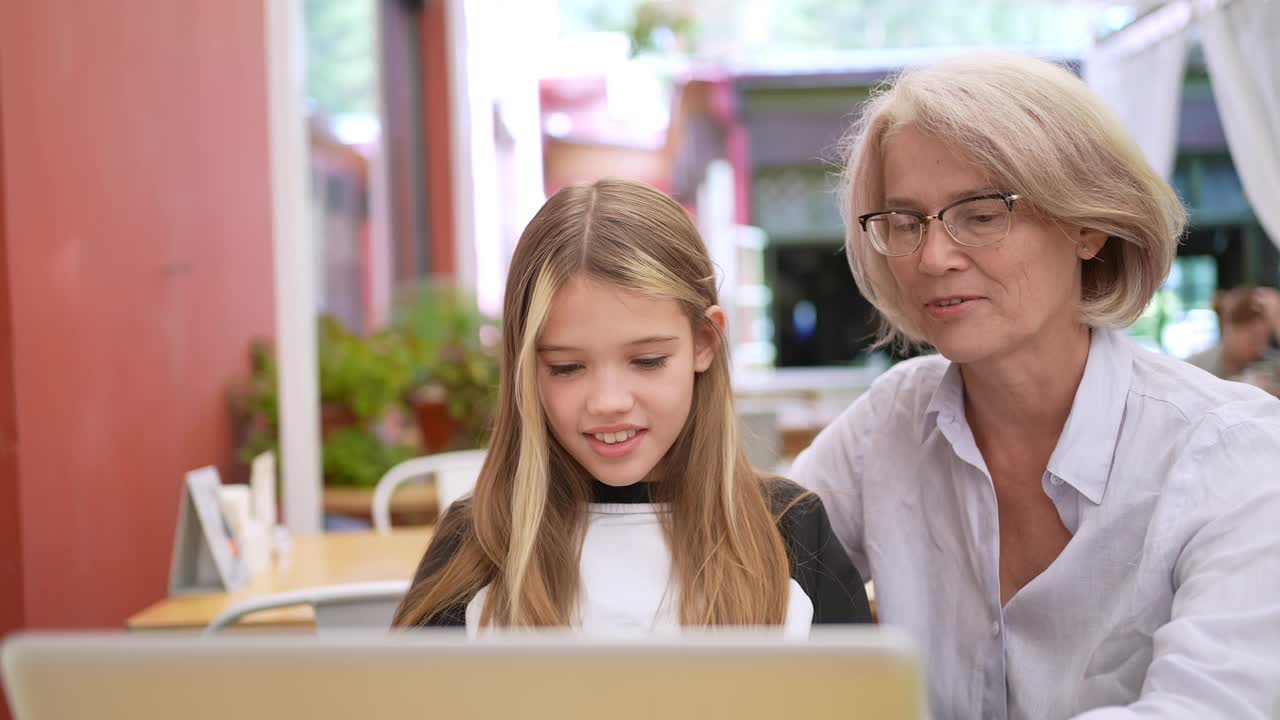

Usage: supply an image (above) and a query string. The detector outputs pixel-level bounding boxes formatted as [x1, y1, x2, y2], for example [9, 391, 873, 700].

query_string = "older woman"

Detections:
[791, 53, 1280, 719]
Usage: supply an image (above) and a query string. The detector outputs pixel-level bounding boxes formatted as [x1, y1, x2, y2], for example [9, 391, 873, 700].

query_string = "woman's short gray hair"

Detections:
[838, 51, 1186, 349]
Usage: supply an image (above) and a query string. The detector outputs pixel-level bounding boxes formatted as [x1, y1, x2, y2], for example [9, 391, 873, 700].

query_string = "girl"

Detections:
[394, 179, 870, 633]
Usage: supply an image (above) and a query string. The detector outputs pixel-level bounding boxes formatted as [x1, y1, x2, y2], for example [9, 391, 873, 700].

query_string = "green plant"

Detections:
[230, 315, 418, 488]
[394, 281, 501, 449]
[320, 427, 415, 488]
[317, 315, 413, 424]
[230, 339, 281, 466]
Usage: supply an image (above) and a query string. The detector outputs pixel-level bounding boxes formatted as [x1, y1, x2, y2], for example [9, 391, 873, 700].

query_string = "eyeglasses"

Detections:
[857, 192, 1021, 257]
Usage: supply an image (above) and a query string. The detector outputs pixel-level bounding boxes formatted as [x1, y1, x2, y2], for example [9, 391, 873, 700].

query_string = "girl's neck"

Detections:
[589, 479, 655, 504]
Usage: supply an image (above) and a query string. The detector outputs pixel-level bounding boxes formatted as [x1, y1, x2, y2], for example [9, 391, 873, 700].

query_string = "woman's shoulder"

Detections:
[804, 353, 949, 454]
[1181, 343, 1224, 377]
[842, 354, 951, 420]
[1130, 340, 1279, 429]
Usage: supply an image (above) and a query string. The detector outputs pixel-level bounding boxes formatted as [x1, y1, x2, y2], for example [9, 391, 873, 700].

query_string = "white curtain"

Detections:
[1084, 1, 1193, 180]
[1197, 0, 1280, 249]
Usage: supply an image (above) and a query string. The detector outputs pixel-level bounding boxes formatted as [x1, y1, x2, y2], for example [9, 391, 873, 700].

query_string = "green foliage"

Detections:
[317, 316, 413, 424]
[320, 427, 415, 488]
[394, 281, 501, 450]
[231, 282, 501, 486]
[304, 0, 376, 117]
[233, 340, 280, 464]
[231, 315, 417, 487]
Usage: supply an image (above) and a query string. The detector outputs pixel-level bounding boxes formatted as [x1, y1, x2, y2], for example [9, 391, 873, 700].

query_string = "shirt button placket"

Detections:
[985, 610, 1009, 720]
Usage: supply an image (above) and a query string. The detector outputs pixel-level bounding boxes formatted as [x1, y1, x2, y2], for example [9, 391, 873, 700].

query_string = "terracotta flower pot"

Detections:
[412, 392, 458, 453]
[320, 402, 358, 438]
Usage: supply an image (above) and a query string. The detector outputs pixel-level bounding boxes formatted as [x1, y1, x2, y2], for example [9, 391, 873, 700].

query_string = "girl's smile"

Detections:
[536, 275, 717, 487]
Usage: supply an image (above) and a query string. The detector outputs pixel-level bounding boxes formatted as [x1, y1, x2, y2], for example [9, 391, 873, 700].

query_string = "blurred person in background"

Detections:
[1186, 286, 1280, 395]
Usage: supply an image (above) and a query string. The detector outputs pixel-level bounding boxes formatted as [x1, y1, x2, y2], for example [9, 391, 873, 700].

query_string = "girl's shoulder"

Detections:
[759, 475, 825, 528]
[413, 497, 475, 585]
[760, 475, 873, 623]
[760, 475, 810, 507]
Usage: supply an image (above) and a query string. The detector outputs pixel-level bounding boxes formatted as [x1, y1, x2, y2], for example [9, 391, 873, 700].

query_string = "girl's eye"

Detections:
[548, 363, 582, 377]
[634, 356, 669, 370]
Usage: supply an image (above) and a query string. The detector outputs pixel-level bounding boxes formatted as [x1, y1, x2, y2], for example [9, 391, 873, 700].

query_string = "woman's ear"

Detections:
[694, 306, 726, 372]
[1077, 226, 1108, 260]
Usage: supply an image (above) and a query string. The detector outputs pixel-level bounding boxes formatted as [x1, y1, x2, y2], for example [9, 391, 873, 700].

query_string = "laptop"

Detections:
[2, 628, 923, 719]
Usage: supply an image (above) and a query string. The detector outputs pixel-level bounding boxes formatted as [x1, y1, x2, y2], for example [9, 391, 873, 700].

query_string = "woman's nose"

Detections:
[916, 220, 968, 276]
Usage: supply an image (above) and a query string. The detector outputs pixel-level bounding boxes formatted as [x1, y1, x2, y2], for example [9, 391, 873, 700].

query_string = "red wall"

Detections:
[0, 56, 23, 640]
[0, 64, 19, 720]
[421, 0, 456, 276]
[0, 0, 275, 633]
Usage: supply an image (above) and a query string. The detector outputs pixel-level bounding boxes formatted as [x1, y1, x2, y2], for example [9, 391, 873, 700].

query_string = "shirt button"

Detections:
[1049, 474, 1064, 486]
[991, 621, 1001, 637]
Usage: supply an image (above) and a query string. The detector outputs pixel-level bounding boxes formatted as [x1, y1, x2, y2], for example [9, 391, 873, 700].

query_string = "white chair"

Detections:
[203, 580, 409, 635]
[372, 449, 487, 533]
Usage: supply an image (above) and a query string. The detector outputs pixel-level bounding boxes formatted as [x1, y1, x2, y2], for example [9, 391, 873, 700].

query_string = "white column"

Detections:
[265, 0, 322, 534]
[445, 0, 478, 292]
[489, 0, 551, 316]
[368, 0, 394, 328]
[447, 0, 552, 315]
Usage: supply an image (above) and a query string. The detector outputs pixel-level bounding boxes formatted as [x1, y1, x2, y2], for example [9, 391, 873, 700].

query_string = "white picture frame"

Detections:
[168, 466, 248, 595]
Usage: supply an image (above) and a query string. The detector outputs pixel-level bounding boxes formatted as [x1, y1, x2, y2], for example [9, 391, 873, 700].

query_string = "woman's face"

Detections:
[879, 126, 1105, 365]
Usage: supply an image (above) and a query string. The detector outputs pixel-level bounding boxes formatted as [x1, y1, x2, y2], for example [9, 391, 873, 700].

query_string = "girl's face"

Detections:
[535, 275, 721, 487]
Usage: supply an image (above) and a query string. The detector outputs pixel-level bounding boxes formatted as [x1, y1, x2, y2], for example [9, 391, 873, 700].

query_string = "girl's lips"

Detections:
[586, 429, 645, 458]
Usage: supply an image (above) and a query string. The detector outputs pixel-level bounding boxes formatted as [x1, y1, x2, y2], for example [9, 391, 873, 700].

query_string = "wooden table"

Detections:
[126, 529, 433, 633]
[323, 483, 438, 526]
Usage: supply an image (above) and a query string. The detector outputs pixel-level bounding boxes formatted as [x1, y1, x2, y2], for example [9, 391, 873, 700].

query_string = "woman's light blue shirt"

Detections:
[791, 328, 1280, 719]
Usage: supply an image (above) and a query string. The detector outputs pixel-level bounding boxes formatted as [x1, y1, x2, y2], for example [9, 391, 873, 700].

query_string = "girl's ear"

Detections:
[694, 305, 726, 373]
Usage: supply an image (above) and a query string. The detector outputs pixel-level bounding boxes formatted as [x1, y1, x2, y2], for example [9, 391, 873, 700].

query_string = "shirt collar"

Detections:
[1045, 327, 1133, 505]
[922, 360, 965, 444]
[919, 328, 1133, 504]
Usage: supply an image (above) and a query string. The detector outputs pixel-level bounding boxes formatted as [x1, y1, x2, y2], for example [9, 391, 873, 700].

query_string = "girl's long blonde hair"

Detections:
[393, 179, 792, 628]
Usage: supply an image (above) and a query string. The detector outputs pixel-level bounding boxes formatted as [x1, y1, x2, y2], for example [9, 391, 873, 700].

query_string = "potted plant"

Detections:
[314, 315, 417, 486]
[393, 281, 501, 453]
[230, 315, 418, 490]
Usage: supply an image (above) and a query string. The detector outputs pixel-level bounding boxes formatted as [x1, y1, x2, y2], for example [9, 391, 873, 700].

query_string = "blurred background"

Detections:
[1, 0, 1276, 673]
